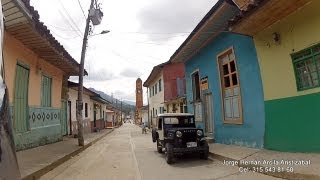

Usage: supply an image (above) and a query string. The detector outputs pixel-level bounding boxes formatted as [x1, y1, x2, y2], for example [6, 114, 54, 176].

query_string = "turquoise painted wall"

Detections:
[265, 92, 320, 152]
[11, 106, 62, 151]
[185, 32, 265, 148]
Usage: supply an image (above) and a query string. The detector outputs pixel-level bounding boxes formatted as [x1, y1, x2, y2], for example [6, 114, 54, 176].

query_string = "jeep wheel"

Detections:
[165, 143, 174, 164]
[151, 129, 157, 142]
[200, 141, 209, 160]
[157, 140, 163, 153]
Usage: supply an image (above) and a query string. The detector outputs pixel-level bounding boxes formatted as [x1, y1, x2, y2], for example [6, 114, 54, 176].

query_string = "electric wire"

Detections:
[57, 9, 83, 38]
[58, 0, 84, 36]
[77, 0, 87, 20]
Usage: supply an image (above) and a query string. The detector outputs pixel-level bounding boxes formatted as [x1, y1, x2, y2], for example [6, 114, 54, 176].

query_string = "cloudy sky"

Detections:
[30, 0, 218, 103]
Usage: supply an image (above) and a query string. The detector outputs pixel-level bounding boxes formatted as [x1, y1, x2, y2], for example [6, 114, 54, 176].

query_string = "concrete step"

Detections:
[205, 136, 215, 143]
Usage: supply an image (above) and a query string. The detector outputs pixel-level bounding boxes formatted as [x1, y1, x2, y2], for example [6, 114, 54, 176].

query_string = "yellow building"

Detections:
[230, 0, 320, 152]
[3, 1, 82, 150]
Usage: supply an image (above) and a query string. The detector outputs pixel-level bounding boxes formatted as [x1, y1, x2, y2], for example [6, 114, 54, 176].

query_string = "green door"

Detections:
[14, 64, 29, 133]
[61, 100, 68, 136]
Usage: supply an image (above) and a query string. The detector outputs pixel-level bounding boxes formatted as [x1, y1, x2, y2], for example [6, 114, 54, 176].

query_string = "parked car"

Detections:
[152, 113, 209, 164]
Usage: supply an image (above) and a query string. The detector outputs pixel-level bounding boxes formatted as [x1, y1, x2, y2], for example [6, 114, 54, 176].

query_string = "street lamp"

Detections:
[90, 30, 110, 37]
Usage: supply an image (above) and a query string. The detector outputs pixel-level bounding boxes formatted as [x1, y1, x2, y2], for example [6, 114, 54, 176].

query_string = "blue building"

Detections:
[169, 0, 265, 148]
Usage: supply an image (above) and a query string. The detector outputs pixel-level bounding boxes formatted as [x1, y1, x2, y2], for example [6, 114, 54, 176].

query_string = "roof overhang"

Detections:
[143, 61, 169, 87]
[68, 81, 96, 96]
[90, 95, 111, 104]
[228, 0, 312, 36]
[169, 0, 239, 63]
[164, 96, 186, 104]
[2, 0, 87, 76]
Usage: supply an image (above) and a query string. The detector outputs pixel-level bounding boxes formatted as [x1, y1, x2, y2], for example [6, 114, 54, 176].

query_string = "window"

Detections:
[191, 71, 201, 101]
[292, 44, 320, 90]
[152, 86, 155, 96]
[164, 117, 179, 124]
[156, 109, 158, 116]
[166, 104, 169, 113]
[159, 79, 162, 92]
[100, 106, 102, 118]
[41, 75, 52, 107]
[159, 107, 164, 114]
[155, 83, 158, 94]
[217, 48, 242, 124]
[180, 103, 184, 113]
[153, 108, 155, 117]
[85, 103, 88, 117]
[172, 103, 176, 113]
[158, 118, 162, 130]
[149, 88, 152, 97]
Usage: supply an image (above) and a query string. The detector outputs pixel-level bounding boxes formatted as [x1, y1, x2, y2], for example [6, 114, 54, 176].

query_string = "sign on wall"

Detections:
[201, 77, 209, 91]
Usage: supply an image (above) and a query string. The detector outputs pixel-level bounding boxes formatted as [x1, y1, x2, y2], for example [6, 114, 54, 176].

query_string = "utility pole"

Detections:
[77, 0, 102, 146]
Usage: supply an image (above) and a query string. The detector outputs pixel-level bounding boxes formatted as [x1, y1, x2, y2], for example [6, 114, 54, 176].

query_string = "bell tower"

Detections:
[135, 78, 143, 124]
[136, 78, 143, 108]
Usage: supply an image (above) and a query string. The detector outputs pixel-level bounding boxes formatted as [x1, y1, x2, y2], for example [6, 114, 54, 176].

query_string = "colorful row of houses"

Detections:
[2, 0, 121, 151]
[144, 0, 320, 152]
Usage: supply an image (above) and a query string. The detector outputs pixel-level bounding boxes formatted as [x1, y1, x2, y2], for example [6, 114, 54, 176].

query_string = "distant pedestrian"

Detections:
[142, 122, 147, 134]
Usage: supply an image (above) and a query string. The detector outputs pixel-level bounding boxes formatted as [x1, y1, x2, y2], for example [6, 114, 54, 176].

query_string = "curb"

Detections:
[22, 129, 114, 180]
[208, 152, 320, 180]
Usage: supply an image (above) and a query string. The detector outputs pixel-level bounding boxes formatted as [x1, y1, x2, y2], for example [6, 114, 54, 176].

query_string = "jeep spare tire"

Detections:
[200, 141, 209, 160]
[152, 129, 157, 142]
[165, 143, 174, 164]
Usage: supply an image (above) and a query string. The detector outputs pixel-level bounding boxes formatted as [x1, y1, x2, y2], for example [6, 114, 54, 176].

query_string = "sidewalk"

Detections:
[209, 143, 320, 180]
[17, 129, 114, 180]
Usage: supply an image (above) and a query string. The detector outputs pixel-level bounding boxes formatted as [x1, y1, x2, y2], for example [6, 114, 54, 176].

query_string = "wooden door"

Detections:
[14, 64, 29, 132]
[204, 93, 214, 134]
[60, 100, 68, 136]
[68, 101, 72, 135]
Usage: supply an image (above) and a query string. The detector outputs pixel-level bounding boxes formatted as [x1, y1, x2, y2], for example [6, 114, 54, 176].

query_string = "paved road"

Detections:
[41, 123, 281, 180]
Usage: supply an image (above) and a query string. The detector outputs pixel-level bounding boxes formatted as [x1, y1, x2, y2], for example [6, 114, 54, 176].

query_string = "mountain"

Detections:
[123, 100, 135, 106]
[88, 88, 136, 114]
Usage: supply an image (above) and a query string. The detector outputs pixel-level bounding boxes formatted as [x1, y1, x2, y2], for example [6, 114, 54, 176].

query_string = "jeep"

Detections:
[152, 113, 209, 164]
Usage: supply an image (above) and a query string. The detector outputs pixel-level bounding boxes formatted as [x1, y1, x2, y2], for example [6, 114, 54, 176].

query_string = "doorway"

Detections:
[68, 101, 72, 135]
[14, 64, 29, 133]
[203, 93, 214, 135]
[61, 100, 68, 136]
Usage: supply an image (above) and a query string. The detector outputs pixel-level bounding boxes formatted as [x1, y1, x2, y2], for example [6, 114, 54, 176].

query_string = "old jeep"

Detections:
[152, 113, 209, 164]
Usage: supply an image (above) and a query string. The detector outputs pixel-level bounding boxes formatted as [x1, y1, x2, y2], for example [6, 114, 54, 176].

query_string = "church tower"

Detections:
[135, 78, 143, 124]
[136, 78, 143, 108]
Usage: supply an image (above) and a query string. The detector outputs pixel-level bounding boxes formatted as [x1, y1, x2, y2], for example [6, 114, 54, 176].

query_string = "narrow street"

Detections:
[40, 123, 280, 180]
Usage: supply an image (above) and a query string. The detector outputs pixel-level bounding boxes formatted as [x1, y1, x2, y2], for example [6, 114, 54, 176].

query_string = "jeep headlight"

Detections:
[197, 130, 203, 136]
[176, 130, 182, 138]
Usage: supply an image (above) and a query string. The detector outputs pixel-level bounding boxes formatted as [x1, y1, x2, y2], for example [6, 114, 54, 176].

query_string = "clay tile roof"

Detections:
[4, 0, 88, 76]
[228, 0, 265, 27]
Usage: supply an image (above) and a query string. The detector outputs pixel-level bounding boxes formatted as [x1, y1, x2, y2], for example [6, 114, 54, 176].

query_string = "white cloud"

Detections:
[30, 0, 218, 102]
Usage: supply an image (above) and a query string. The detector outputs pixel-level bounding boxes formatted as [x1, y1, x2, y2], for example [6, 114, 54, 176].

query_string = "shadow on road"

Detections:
[155, 152, 214, 168]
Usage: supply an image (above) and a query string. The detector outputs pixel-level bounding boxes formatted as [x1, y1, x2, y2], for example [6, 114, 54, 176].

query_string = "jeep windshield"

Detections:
[163, 116, 195, 128]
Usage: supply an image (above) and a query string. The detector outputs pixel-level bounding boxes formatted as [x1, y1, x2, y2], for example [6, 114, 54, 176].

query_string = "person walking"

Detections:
[141, 122, 147, 134]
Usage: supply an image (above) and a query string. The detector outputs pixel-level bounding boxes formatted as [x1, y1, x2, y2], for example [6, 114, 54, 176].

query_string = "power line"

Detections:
[50, 29, 80, 40]
[57, 9, 83, 38]
[47, 24, 81, 32]
[58, 0, 84, 36]
[77, 0, 87, 20]
[110, 50, 157, 65]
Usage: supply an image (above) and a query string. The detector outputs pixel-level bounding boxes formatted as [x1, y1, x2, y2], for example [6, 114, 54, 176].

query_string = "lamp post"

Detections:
[76, 0, 107, 146]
